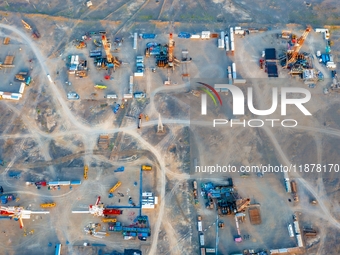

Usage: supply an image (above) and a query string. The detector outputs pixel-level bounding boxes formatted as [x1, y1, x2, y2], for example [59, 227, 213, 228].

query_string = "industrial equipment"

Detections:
[109, 181, 121, 193]
[141, 165, 152, 171]
[168, 33, 175, 69]
[21, 20, 32, 30]
[0, 206, 49, 228]
[76, 41, 86, 49]
[234, 215, 242, 242]
[285, 26, 312, 67]
[40, 203, 56, 208]
[84, 165, 88, 180]
[72, 196, 122, 216]
[138, 114, 142, 129]
[102, 218, 117, 223]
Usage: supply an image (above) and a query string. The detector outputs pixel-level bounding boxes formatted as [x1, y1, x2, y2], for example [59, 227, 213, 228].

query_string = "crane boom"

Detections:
[286, 26, 312, 67]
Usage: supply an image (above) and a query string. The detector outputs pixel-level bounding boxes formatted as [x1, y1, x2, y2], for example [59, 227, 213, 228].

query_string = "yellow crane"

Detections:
[84, 165, 88, 180]
[285, 26, 312, 67]
[109, 181, 121, 193]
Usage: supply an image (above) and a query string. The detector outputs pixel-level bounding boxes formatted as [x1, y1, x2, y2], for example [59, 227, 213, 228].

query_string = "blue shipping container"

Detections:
[70, 180, 81, 185]
[142, 34, 156, 39]
[178, 32, 191, 38]
[48, 181, 59, 186]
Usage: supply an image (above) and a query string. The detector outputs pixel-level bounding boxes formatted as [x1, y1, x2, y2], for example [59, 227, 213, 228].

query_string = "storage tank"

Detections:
[296, 234, 304, 247]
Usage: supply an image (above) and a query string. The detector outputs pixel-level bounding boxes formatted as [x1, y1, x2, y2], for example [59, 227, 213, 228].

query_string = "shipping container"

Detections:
[178, 32, 191, 38]
[134, 92, 146, 98]
[296, 234, 304, 247]
[220, 31, 225, 39]
[291, 180, 297, 193]
[134, 72, 143, 77]
[294, 220, 301, 234]
[133, 33, 138, 50]
[205, 248, 215, 253]
[190, 34, 201, 39]
[232, 62, 236, 75]
[142, 34, 156, 39]
[89, 50, 102, 58]
[58, 181, 71, 185]
[288, 224, 294, 237]
[71, 55, 75, 64]
[200, 248, 206, 255]
[230, 27, 234, 42]
[70, 180, 81, 185]
[285, 178, 291, 192]
[55, 244, 61, 255]
[233, 79, 246, 84]
[234, 29, 245, 35]
[201, 31, 210, 39]
[225, 36, 229, 51]
[123, 94, 133, 99]
[106, 94, 117, 99]
[231, 41, 235, 52]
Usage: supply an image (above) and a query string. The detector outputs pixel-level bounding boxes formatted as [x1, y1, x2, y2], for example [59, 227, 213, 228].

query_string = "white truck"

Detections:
[197, 215, 202, 231]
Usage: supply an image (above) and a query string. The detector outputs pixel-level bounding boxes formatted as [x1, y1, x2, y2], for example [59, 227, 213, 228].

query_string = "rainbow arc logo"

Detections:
[197, 82, 223, 115]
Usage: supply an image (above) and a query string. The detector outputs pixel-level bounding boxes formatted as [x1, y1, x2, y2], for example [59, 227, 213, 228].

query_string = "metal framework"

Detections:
[285, 26, 312, 67]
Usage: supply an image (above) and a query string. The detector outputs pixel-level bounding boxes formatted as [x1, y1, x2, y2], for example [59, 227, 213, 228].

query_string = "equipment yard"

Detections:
[0, 1, 340, 255]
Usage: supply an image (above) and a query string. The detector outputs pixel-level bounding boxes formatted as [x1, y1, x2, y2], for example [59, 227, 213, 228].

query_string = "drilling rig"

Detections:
[285, 26, 312, 68]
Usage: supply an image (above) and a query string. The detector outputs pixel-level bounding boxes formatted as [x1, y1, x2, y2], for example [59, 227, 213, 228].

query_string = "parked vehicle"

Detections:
[113, 104, 121, 114]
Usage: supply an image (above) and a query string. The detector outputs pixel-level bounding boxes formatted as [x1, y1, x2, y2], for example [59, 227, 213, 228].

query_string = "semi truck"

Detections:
[197, 215, 202, 231]
[199, 233, 205, 246]
[291, 180, 299, 202]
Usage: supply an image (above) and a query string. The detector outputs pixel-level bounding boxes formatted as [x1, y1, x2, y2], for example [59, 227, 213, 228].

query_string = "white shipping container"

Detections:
[230, 27, 234, 42]
[71, 55, 75, 65]
[201, 31, 211, 39]
[123, 94, 133, 99]
[278, 248, 288, 253]
[106, 94, 117, 99]
[198, 221, 202, 231]
[294, 221, 301, 234]
[232, 63, 236, 74]
[225, 36, 229, 51]
[220, 31, 225, 39]
[315, 28, 328, 33]
[296, 234, 304, 247]
[218, 39, 224, 49]
[288, 224, 294, 237]
[133, 32, 137, 50]
[234, 30, 245, 35]
[233, 79, 246, 84]
[134, 72, 144, 77]
[75, 55, 79, 65]
[235, 26, 242, 30]
[231, 41, 235, 52]
[190, 34, 201, 39]
[19, 83, 26, 94]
